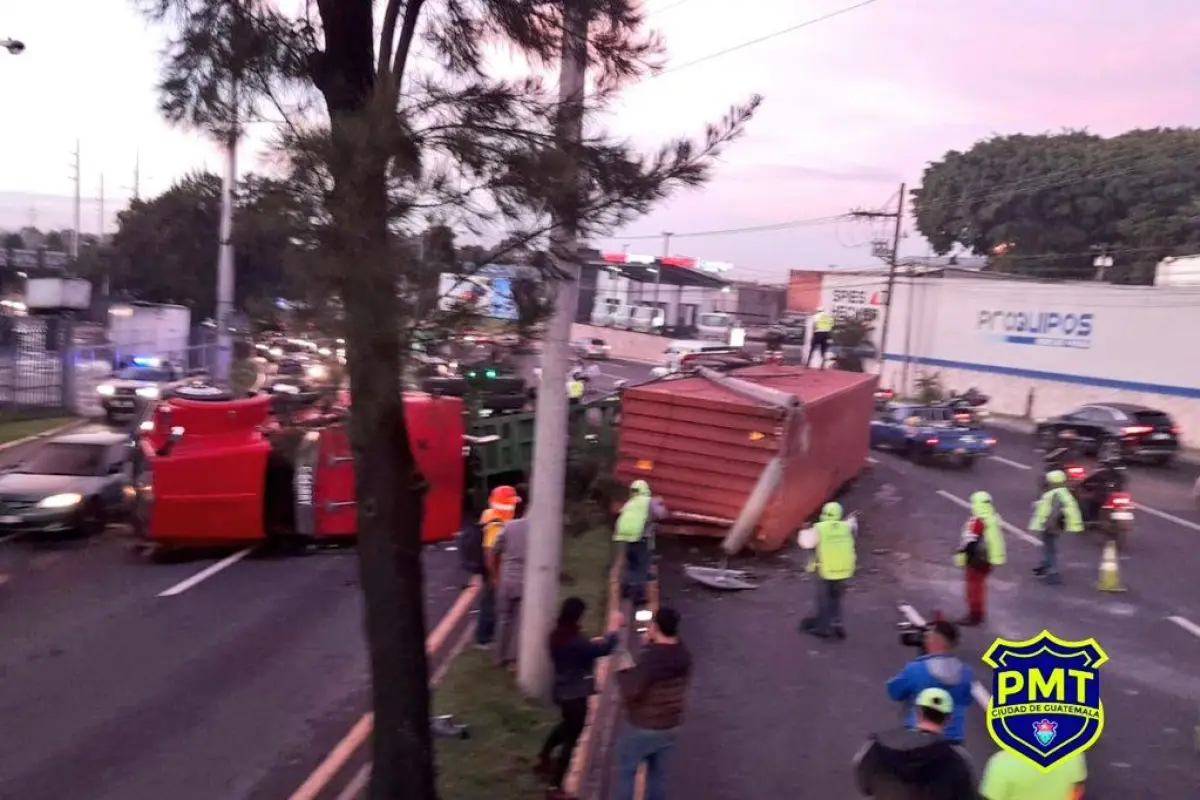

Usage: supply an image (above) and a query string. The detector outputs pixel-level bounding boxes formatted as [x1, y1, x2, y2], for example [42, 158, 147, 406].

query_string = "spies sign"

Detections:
[831, 288, 886, 323]
[978, 309, 1095, 350]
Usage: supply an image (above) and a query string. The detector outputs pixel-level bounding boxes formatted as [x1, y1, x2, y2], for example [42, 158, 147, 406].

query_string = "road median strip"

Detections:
[435, 527, 613, 800]
[0, 416, 87, 452]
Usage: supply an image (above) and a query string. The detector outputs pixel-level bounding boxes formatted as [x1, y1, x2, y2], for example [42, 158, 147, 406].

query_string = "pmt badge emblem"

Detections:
[982, 630, 1108, 772]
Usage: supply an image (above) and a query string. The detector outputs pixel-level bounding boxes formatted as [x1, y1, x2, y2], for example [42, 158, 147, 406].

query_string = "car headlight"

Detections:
[136, 386, 159, 399]
[307, 365, 328, 380]
[38, 493, 82, 509]
[269, 347, 283, 357]
[97, 384, 115, 396]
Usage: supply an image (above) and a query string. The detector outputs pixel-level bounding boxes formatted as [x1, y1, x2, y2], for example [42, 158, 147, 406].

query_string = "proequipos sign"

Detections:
[977, 310, 1094, 349]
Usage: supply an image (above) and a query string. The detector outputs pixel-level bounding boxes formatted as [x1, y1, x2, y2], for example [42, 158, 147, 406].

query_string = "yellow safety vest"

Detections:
[567, 380, 585, 399]
[814, 519, 856, 580]
[815, 312, 834, 333]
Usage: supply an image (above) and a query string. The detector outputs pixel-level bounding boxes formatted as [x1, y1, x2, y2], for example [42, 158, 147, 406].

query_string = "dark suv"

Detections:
[1035, 403, 1180, 465]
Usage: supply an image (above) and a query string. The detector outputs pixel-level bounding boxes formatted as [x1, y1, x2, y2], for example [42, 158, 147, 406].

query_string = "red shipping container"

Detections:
[615, 364, 875, 552]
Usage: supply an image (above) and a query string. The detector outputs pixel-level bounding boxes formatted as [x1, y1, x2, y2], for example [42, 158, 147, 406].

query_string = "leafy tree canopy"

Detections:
[910, 128, 1200, 283]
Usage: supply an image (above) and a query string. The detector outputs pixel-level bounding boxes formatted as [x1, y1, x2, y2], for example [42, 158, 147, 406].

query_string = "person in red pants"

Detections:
[954, 491, 1006, 626]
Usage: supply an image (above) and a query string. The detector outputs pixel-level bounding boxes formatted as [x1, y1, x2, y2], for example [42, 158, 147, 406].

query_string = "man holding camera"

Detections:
[886, 620, 974, 744]
[853, 687, 975, 798]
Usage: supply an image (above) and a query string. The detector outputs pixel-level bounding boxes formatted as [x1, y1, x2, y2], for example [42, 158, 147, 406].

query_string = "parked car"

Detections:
[1034, 403, 1180, 465]
[628, 305, 665, 334]
[768, 317, 807, 344]
[590, 303, 617, 327]
[870, 403, 996, 468]
[695, 311, 736, 342]
[571, 338, 610, 359]
[608, 305, 634, 329]
[0, 431, 134, 537]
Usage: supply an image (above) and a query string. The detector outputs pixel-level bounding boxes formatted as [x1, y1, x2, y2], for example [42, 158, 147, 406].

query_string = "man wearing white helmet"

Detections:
[806, 307, 835, 367]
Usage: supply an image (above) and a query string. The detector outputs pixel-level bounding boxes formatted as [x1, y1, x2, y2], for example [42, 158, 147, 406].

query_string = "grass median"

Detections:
[0, 415, 77, 445]
[435, 526, 613, 800]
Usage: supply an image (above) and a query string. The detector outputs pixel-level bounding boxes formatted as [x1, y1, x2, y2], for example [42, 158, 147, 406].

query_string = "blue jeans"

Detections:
[813, 578, 846, 634]
[475, 577, 496, 644]
[1039, 531, 1059, 576]
[614, 725, 677, 800]
[621, 539, 651, 606]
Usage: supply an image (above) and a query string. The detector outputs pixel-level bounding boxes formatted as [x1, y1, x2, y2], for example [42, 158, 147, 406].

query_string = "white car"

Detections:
[572, 338, 610, 359]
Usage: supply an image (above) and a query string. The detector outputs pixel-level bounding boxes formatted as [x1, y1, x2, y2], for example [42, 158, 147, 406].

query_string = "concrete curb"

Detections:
[0, 417, 90, 454]
[564, 552, 624, 797]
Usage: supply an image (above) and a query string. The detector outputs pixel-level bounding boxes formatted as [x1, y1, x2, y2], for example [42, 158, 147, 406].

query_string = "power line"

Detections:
[597, 213, 847, 241]
[656, 0, 883, 78]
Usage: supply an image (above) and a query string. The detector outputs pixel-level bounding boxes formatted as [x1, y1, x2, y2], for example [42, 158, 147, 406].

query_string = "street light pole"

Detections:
[214, 78, 238, 385]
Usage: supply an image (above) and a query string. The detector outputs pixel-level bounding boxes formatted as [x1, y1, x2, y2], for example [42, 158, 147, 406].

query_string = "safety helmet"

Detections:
[820, 501, 843, 521]
[969, 490, 992, 506]
[1045, 470, 1066, 485]
[488, 485, 520, 511]
[630, 479, 651, 496]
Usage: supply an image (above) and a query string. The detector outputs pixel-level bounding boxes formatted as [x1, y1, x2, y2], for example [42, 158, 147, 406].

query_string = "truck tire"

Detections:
[171, 383, 234, 402]
[421, 376, 468, 397]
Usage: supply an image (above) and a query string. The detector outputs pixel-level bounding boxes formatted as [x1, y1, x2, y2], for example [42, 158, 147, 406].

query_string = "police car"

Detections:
[95, 357, 189, 424]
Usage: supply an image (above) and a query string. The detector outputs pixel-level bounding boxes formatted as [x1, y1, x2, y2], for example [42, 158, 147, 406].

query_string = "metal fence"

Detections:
[70, 341, 221, 417]
[0, 316, 67, 412]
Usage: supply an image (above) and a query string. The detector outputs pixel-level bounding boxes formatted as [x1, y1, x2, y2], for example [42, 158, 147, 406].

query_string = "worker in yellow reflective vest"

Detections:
[798, 501, 857, 639]
[1030, 470, 1083, 585]
[567, 377, 585, 405]
[954, 491, 1006, 626]
[806, 308, 835, 368]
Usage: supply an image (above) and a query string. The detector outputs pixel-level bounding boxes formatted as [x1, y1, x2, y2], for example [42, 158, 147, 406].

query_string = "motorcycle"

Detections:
[1095, 490, 1134, 551]
[945, 388, 990, 426]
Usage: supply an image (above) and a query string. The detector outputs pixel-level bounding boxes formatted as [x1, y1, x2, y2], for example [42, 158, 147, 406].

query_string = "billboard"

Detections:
[438, 266, 520, 321]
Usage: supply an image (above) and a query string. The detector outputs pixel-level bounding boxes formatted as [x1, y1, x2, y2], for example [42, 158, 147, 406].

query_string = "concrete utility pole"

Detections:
[517, 0, 589, 702]
[133, 151, 141, 200]
[214, 79, 239, 385]
[654, 231, 671, 310]
[849, 183, 905, 379]
[99, 174, 110, 295]
[70, 141, 81, 260]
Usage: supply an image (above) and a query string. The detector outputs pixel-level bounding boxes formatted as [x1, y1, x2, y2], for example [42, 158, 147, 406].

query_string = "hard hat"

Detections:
[820, 501, 843, 520]
[969, 490, 992, 506]
[488, 485, 520, 511]
[630, 479, 651, 496]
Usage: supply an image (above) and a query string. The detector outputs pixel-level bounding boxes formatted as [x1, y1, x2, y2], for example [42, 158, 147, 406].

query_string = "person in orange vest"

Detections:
[475, 485, 519, 648]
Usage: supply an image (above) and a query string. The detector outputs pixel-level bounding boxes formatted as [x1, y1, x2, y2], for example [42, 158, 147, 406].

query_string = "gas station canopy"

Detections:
[596, 252, 732, 289]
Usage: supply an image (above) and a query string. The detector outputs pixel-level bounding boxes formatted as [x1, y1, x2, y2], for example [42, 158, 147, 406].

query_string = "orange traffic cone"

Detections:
[1096, 540, 1124, 592]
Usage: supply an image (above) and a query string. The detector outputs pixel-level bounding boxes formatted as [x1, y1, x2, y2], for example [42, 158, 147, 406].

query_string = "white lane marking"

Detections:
[990, 455, 1031, 471]
[1137, 504, 1200, 533]
[935, 490, 1041, 546]
[1167, 615, 1200, 640]
[897, 604, 992, 710]
[158, 548, 254, 597]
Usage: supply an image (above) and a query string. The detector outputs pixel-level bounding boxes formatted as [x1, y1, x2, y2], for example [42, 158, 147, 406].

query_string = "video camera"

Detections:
[897, 609, 948, 653]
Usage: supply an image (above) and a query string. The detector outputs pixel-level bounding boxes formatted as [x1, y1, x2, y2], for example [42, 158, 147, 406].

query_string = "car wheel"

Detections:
[77, 499, 106, 538]
[961, 455, 976, 470]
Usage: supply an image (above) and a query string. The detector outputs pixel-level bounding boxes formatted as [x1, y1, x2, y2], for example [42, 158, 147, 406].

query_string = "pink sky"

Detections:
[2, 0, 1197, 280]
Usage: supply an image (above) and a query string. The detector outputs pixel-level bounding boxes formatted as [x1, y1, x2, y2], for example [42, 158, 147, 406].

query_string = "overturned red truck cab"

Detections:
[134, 388, 468, 554]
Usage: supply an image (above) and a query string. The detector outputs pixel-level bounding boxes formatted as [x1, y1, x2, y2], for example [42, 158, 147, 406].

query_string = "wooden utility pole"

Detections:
[849, 183, 904, 377]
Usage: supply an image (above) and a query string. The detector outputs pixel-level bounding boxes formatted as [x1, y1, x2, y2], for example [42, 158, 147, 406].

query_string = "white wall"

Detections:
[592, 271, 731, 324]
[868, 277, 1200, 445]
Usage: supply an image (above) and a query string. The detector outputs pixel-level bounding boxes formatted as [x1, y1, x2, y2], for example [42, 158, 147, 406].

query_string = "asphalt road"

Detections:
[0, 421, 469, 800]
[602, 356, 1200, 798]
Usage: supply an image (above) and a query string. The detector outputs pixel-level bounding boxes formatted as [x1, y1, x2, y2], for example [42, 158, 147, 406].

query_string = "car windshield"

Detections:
[16, 442, 104, 476]
[1132, 410, 1172, 427]
[117, 367, 172, 382]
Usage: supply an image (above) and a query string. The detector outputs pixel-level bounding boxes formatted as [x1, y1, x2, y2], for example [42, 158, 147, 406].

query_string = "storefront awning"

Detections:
[592, 252, 732, 289]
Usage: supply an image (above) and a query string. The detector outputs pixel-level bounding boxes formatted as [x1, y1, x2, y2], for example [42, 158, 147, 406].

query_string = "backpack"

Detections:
[458, 522, 486, 576]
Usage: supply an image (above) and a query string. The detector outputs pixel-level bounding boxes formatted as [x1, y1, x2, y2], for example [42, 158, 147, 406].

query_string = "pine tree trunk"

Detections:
[316, 1, 437, 797]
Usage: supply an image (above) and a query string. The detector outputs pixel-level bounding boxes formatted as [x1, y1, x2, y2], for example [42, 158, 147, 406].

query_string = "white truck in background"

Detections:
[107, 302, 192, 361]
